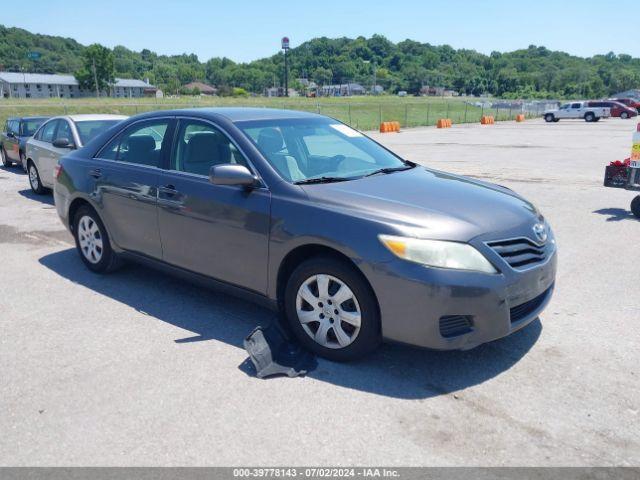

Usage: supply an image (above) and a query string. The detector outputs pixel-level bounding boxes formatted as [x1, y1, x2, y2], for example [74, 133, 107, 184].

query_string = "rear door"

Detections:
[92, 118, 174, 258]
[30, 119, 60, 187]
[157, 117, 271, 294]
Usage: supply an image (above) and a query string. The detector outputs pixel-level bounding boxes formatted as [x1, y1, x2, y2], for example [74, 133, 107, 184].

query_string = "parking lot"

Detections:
[1, 118, 638, 466]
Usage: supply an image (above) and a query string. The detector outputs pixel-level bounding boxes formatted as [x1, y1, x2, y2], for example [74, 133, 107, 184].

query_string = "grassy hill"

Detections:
[1, 24, 640, 99]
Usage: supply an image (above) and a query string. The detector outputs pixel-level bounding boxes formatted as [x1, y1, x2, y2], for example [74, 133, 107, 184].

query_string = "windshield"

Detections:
[237, 118, 407, 183]
[21, 119, 46, 137]
[75, 120, 122, 145]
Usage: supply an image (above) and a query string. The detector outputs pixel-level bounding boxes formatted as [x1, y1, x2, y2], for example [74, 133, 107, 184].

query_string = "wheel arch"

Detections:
[275, 244, 380, 318]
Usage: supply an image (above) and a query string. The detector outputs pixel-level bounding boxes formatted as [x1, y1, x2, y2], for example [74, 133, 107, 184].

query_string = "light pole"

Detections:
[281, 37, 290, 97]
[363, 60, 377, 95]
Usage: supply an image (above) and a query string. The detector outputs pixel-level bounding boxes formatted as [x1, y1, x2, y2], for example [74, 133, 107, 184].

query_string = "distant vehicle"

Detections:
[588, 101, 637, 119]
[53, 108, 556, 361]
[0, 116, 49, 171]
[608, 98, 640, 113]
[543, 101, 610, 122]
[397, 91, 408, 97]
[26, 114, 128, 194]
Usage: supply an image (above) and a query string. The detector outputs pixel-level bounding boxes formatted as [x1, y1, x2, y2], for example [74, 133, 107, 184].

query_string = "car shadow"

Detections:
[1, 166, 25, 176]
[593, 207, 638, 222]
[39, 248, 541, 400]
[18, 189, 55, 205]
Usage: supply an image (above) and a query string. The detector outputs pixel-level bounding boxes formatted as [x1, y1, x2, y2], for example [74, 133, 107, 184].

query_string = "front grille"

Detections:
[510, 286, 552, 323]
[439, 315, 473, 338]
[487, 237, 546, 270]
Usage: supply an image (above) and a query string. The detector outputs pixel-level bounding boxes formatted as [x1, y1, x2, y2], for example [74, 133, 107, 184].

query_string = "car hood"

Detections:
[300, 166, 541, 242]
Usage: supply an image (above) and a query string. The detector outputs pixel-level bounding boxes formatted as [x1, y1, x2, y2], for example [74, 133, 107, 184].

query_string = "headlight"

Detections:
[379, 235, 498, 274]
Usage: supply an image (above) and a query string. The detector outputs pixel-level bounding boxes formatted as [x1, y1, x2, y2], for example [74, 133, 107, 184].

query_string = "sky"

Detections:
[3, 0, 639, 63]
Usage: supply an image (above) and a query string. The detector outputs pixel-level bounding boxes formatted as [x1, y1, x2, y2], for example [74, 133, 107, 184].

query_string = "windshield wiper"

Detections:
[294, 176, 353, 185]
[363, 164, 415, 178]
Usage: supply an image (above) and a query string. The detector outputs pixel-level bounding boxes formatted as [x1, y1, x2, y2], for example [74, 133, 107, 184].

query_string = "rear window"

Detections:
[21, 119, 46, 137]
[74, 120, 122, 145]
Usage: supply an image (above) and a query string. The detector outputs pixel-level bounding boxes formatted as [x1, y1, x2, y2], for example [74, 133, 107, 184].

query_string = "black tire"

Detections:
[73, 205, 121, 273]
[631, 196, 640, 219]
[284, 256, 381, 361]
[620, 112, 629, 119]
[1, 147, 12, 167]
[27, 161, 47, 194]
[584, 112, 595, 122]
[20, 152, 27, 172]
[544, 114, 555, 123]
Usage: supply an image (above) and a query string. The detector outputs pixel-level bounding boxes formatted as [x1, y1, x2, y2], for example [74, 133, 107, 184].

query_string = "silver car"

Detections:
[26, 114, 127, 194]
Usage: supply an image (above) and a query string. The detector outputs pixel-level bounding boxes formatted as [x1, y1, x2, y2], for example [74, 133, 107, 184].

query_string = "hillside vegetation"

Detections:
[1, 25, 639, 98]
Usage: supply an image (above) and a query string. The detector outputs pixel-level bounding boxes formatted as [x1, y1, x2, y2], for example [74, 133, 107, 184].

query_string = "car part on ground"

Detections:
[243, 320, 317, 378]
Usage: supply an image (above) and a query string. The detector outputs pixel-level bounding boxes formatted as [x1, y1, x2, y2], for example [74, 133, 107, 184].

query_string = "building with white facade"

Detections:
[0, 72, 156, 99]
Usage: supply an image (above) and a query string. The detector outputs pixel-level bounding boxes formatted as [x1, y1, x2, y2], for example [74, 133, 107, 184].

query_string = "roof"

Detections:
[114, 78, 152, 88]
[0, 72, 154, 88]
[130, 107, 323, 123]
[0, 72, 77, 85]
[184, 82, 217, 93]
[45, 114, 129, 122]
[7, 116, 50, 122]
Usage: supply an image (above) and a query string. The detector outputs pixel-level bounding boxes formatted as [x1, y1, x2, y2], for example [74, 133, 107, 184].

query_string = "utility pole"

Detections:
[281, 37, 290, 97]
[92, 58, 99, 98]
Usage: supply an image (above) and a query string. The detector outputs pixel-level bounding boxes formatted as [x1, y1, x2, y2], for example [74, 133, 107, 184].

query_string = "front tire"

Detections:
[284, 256, 381, 361]
[20, 152, 27, 172]
[620, 112, 629, 119]
[28, 161, 47, 194]
[73, 205, 121, 273]
[631, 196, 640, 219]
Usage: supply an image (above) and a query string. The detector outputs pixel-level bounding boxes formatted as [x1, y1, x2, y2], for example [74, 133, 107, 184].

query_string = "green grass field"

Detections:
[0, 96, 532, 132]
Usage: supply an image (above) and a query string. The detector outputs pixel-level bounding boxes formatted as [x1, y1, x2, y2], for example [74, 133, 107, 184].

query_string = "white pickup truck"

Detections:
[543, 101, 610, 123]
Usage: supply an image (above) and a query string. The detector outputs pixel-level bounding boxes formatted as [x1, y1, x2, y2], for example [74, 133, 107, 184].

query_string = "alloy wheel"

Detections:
[295, 274, 361, 349]
[29, 165, 39, 190]
[77, 215, 104, 264]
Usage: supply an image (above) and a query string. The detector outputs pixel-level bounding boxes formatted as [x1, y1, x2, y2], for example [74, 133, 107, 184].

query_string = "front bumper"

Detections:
[365, 245, 557, 350]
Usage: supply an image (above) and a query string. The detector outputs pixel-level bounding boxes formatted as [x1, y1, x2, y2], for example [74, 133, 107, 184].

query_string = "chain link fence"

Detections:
[0, 99, 558, 132]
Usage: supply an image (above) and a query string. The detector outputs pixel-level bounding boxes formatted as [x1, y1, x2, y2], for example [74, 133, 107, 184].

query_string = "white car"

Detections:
[26, 114, 128, 194]
[543, 101, 610, 123]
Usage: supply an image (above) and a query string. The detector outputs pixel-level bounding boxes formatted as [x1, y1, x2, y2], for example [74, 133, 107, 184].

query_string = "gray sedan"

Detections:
[26, 114, 127, 194]
[53, 108, 556, 361]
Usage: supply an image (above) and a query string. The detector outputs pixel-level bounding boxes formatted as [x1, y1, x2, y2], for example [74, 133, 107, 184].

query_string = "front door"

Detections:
[92, 118, 173, 259]
[157, 118, 271, 294]
[5, 120, 20, 162]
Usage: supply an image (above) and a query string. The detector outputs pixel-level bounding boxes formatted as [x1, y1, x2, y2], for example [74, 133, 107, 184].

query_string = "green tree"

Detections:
[74, 44, 115, 96]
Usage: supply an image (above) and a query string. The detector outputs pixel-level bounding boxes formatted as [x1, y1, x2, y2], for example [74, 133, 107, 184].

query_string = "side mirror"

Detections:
[53, 137, 74, 149]
[6, 132, 15, 138]
[209, 164, 258, 188]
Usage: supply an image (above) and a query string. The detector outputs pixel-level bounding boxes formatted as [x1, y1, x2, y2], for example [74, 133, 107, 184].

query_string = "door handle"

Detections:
[88, 168, 102, 179]
[159, 184, 178, 196]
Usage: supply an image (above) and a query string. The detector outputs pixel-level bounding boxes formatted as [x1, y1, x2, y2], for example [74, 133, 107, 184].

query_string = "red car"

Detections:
[588, 100, 638, 119]
[608, 98, 640, 112]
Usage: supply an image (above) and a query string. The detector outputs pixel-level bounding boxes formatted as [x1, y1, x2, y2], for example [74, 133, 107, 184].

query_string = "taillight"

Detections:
[637, 123, 640, 132]
[54, 163, 63, 179]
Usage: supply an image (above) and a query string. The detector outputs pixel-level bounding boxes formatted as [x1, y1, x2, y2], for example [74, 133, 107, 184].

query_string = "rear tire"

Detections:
[20, 152, 27, 172]
[28, 161, 47, 194]
[1, 147, 12, 167]
[544, 114, 555, 123]
[584, 112, 595, 122]
[73, 205, 121, 273]
[284, 256, 381, 361]
[631, 196, 640, 219]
